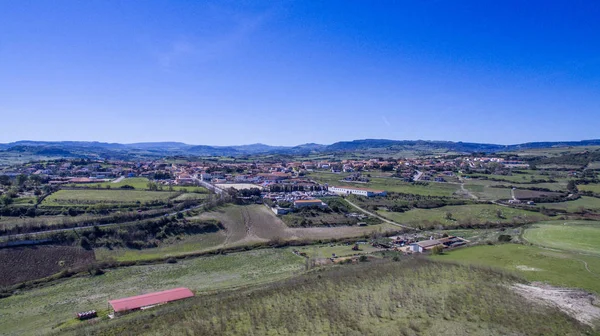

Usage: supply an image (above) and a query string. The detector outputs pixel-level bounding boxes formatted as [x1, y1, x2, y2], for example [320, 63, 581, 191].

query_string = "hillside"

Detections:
[66, 259, 590, 336]
[2, 139, 600, 160]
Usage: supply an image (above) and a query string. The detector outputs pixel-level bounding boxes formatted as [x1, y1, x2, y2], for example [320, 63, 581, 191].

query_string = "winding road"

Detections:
[343, 198, 415, 230]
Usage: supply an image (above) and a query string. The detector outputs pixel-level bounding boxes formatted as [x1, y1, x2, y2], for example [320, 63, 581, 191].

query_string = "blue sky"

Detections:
[1, 1, 599, 146]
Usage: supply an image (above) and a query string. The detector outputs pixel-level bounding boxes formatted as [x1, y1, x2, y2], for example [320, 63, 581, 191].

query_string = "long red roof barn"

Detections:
[109, 287, 194, 313]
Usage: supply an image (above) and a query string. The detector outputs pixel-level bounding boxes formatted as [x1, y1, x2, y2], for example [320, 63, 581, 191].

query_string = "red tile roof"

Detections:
[109, 287, 194, 312]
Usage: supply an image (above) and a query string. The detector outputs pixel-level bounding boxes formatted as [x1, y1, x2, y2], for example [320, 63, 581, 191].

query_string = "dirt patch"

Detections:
[513, 283, 600, 326]
[0, 245, 95, 287]
[516, 265, 542, 271]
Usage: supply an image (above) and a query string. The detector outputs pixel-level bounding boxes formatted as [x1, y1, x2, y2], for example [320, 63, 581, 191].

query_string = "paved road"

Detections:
[343, 198, 415, 230]
[196, 179, 225, 194]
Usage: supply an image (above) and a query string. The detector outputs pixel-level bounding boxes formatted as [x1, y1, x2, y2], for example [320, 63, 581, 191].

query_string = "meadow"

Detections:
[537, 196, 600, 212]
[463, 180, 512, 200]
[431, 244, 600, 295]
[0, 249, 306, 336]
[523, 220, 600, 255]
[578, 183, 600, 194]
[67, 259, 590, 336]
[42, 189, 179, 206]
[377, 204, 546, 228]
[71, 177, 208, 193]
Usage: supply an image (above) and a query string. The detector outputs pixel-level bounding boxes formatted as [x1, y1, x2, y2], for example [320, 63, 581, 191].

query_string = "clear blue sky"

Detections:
[1, 1, 599, 146]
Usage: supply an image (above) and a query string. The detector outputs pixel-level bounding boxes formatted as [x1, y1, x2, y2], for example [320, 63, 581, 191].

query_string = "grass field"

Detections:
[95, 231, 227, 262]
[42, 189, 179, 205]
[431, 244, 600, 295]
[72, 177, 208, 193]
[578, 183, 600, 194]
[0, 249, 306, 336]
[377, 204, 546, 228]
[537, 196, 600, 212]
[523, 220, 600, 255]
[68, 259, 590, 336]
[463, 180, 512, 200]
[308, 172, 460, 196]
[291, 243, 384, 259]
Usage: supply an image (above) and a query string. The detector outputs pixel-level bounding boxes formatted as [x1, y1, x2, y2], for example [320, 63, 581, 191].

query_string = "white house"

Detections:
[328, 186, 387, 197]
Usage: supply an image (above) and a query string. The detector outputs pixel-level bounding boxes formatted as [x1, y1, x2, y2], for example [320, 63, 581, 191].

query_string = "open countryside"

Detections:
[2, 1, 600, 334]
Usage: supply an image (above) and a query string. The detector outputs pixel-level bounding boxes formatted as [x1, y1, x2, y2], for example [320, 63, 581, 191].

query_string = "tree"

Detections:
[567, 180, 577, 192]
[430, 245, 444, 255]
[445, 212, 453, 220]
[16, 174, 28, 186]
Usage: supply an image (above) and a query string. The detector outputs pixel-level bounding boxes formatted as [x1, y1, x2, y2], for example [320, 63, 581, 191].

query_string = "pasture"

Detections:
[578, 183, 600, 194]
[0, 249, 305, 336]
[463, 180, 512, 200]
[431, 244, 600, 295]
[69, 259, 590, 336]
[42, 189, 179, 206]
[523, 220, 600, 255]
[537, 196, 600, 212]
[377, 204, 546, 228]
[72, 177, 208, 193]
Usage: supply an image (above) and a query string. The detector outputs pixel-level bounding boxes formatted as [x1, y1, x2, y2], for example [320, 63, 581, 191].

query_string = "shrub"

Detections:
[430, 245, 444, 255]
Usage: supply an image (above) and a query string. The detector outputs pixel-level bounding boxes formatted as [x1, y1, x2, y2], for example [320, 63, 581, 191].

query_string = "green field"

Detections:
[464, 181, 512, 200]
[523, 220, 600, 255]
[291, 243, 384, 259]
[72, 177, 208, 193]
[68, 259, 590, 336]
[432, 244, 600, 294]
[96, 231, 227, 262]
[578, 183, 600, 194]
[42, 189, 179, 205]
[0, 249, 305, 336]
[537, 196, 600, 212]
[377, 204, 546, 228]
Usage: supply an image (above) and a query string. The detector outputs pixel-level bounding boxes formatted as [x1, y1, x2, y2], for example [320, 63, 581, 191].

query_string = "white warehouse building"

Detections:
[329, 186, 387, 197]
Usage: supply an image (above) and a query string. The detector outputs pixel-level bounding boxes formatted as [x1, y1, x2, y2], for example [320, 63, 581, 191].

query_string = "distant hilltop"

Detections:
[1, 139, 599, 159]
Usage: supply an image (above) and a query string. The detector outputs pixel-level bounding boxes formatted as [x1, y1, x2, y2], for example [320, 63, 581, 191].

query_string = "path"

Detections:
[111, 176, 125, 183]
[458, 176, 478, 200]
[343, 198, 415, 230]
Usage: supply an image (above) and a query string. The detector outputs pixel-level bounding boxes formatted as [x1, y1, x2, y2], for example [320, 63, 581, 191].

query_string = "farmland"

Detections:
[68, 259, 591, 336]
[0, 249, 306, 336]
[537, 196, 600, 212]
[0, 246, 95, 287]
[431, 244, 600, 295]
[377, 204, 546, 228]
[523, 220, 600, 255]
[42, 189, 179, 206]
[578, 183, 600, 194]
[71, 177, 208, 193]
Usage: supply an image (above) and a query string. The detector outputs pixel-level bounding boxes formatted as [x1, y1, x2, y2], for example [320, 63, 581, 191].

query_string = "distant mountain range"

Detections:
[1, 139, 599, 160]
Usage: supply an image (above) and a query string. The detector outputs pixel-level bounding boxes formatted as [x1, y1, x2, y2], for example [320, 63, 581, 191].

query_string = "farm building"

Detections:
[109, 287, 194, 316]
[409, 239, 444, 253]
[329, 186, 387, 197]
[294, 199, 326, 208]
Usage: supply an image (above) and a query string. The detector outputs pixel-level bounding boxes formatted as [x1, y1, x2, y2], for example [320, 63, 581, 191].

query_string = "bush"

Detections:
[498, 234, 512, 242]
[358, 255, 368, 262]
[166, 257, 178, 264]
[430, 245, 444, 255]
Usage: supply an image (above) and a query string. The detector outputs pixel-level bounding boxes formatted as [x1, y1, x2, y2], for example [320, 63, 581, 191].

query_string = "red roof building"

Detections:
[109, 287, 194, 314]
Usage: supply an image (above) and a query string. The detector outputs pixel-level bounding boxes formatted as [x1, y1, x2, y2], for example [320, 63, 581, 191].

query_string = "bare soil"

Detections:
[513, 283, 600, 327]
[0, 245, 95, 287]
